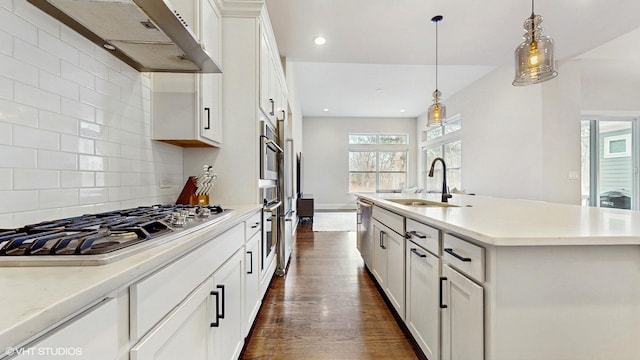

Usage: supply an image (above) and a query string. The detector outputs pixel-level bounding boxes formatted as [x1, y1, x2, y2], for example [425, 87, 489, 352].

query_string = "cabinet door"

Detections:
[200, 73, 222, 144]
[441, 264, 484, 360]
[259, 29, 272, 119]
[14, 298, 118, 360]
[385, 229, 405, 319]
[406, 243, 440, 360]
[130, 280, 213, 360]
[211, 249, 244, 360]
[371, 220, 388, 288]
[200, 0, 221, 62]
[243, 232, 261, 336]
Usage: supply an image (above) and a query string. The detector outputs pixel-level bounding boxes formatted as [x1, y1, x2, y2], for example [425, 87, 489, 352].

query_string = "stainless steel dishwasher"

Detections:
[356, 199, 373, 268]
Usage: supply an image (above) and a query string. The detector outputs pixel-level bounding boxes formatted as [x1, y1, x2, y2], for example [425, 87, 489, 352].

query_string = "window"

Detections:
[348, 134, 408, 192]
[422, 115, 462, 192]
[604, 134, 631, 158]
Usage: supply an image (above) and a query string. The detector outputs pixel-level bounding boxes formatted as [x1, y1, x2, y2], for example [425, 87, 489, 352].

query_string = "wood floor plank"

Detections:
[241, 224, 421, 359]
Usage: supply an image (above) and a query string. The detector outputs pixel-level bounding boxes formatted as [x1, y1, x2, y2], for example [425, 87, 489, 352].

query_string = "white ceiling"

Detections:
[265, 0, 640, 118]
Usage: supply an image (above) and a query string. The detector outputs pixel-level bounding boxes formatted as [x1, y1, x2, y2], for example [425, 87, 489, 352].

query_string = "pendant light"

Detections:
[513, 0, 557, 86]
[427, 15, 446, 127]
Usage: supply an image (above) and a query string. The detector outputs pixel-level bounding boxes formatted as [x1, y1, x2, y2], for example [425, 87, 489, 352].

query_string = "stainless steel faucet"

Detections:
[428, 157, 453, 203]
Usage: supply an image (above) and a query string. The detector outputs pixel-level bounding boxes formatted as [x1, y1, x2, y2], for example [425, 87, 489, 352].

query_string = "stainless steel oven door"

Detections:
[260, 121, 282, 181]
[261, 200, 281, 271]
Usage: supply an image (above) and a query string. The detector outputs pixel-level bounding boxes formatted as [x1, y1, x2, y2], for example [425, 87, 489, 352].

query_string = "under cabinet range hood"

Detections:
[27, 0, 222, 73]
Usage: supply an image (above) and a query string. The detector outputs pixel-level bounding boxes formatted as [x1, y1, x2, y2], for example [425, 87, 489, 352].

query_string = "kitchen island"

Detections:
[357, 193, 640, 360]
[0, 205, 265, 360]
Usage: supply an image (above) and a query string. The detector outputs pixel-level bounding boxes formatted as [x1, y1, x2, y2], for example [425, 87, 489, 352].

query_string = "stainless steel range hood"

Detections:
[27, 0, 222, 73]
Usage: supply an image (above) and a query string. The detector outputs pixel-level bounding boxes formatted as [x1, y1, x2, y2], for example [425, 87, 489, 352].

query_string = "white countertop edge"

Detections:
[357, 193, 640, 247]
[0, 204, 262, 351]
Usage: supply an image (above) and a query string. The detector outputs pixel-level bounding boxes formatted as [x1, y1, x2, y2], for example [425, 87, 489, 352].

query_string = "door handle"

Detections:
[210, 289, 220, 327]
[204, 107, 211, 130]
[379, 231, 386, 249]
[269, 99, 275, 116]
[410, 248, 427, 258]
[247, 251, 253, 274]
[217, 284, 225, 319]
[439, 277, 448, 309]
[405, 230, 427, 239]
[444, 248, 472, 262]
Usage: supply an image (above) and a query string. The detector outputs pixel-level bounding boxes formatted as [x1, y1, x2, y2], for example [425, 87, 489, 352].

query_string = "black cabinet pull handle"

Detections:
[251, 222, 259, 229]
[439, 277, 448, 309]
[410, 248, 426, 258]
[269, 99, 275, 116]
[204, 107, 211, 129]
[247, 251, 253, 274]
[210, 290, 220, 327]
[444, 248, 472, 262]
[217, 284, 225, 319]
[406, 230, 427, 239]
[379, 231, 386, 249]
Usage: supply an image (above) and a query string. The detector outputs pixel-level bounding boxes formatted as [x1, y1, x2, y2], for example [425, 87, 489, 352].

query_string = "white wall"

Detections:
[302, 116, 417, 209]
[0, 2, 183, 228]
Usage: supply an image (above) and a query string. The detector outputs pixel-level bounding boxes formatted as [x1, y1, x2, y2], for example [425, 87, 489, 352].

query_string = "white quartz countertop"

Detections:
[0, 204, 262, 352]
[357, 193, 640, 246]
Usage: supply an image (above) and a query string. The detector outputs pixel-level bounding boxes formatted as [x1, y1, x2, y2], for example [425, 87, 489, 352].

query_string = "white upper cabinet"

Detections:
[151, 0, 223, 147]
[259, 23, 288, 124]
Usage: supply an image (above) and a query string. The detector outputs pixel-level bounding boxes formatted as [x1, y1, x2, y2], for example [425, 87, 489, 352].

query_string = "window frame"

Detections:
[348, 133, 409, 193]
[422, 114, 462, 193]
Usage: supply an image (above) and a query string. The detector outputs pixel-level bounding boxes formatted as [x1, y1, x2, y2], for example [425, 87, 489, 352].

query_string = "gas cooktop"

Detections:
[0, 204, 233, 267]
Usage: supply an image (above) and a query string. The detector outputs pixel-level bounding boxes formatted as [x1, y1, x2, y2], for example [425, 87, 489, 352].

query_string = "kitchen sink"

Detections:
[383, 198, 458, 207]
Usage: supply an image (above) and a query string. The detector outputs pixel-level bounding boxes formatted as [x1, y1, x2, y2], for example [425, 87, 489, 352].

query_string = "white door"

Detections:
[406, 243, 440, 360]
[200, 74, 222, 144]
[130, 281, 213, 360]
[385, 228, 405, 319]
[211, 249, 245, 360]
[371, 220, 388, 288]
[441, 264, 484, 360]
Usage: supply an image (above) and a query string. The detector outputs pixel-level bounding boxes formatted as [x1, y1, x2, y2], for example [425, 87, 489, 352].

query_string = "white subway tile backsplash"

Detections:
[60, 134, 94, 154]
[61, 97, 95, 123]
[14, 125, 59, 150]
[60, 171, 94, 188]
[0, 6, 181, 219]
[79, 52, 109, 80]
[0, 53, 38, 86]
[14, 169, 59, 190]
[39, 111, 78, 135]
[0, 168, 12, 190]
[39, 70, 79, 101]
[78, 187, 108, 205]
[39, 188, 78, 208]
[0, 30, 11, 56]
[0, 98, 38, 127]
[95, 172, 121, 187]
[94, 140, 120, 157]
[37, 150, 77, 170]
[0, 145, 36, 168]
[0, 121, 10, 145]
[61, 60, 94, 90]
[0, 190, 38, 213]
[0, 6, 37, 44]
[38, 30, 78, 65]
[15, 38, 60, 75]
[14, 82, 61, 113]
[79, 154, 106, 171]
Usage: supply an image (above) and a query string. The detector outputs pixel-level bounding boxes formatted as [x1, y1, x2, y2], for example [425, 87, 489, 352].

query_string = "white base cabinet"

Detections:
[441, 263, 484, 360]
[406, 241, 441, 360]
[243, 229, 261, 336]
[13, 298, 118, 360]
[371, 217, 405, 319]
[211, 249, 245, 360]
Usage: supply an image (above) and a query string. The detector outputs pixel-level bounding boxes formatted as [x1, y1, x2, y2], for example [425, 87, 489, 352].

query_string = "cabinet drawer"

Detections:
[405, 218, 440, 256]
[130, 223, 243, 341]
[245, 211, 261, 240]
[443, 233, 485, 283]
[373, 206, 403, 235]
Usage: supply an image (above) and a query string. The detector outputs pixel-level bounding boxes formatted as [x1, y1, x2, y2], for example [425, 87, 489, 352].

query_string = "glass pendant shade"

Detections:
[513, 14, 557, 86]
[427, 89, 446, 127]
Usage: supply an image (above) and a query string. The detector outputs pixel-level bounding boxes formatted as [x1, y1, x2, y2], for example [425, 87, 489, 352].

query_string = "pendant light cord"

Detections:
[531, 0, 535, 16]
[435, 19, 438, 91]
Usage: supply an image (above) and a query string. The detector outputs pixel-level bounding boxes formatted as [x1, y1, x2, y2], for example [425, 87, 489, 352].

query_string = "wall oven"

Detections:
[261, 185, 281, 272]
[260, 120, 282, 181]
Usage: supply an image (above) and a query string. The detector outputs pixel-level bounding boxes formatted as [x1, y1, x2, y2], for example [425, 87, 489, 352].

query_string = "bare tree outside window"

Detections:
[348, 134, 408, 192]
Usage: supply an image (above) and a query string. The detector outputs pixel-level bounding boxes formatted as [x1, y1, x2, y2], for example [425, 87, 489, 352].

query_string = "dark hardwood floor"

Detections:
[241, 223, 420, 359]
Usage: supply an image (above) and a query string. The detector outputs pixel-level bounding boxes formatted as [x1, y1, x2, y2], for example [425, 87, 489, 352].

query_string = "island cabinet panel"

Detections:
[371, 219, 388, 289]
[441, 263, 484, 360]
[371, 217, 405, 319]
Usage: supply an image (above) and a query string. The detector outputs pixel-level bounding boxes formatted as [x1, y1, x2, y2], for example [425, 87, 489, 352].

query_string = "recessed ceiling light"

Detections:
[103, 43, 116, 51]
[323, 108, 329, 112]
[376, 88, 383, 92]
[400, 109, 406, 113]
[314, 36, 326, 45]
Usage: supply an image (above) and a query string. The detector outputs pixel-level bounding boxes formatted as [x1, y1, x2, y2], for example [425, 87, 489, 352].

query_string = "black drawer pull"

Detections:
[204, 107, 211, 130]
[250, 222, 260, 229]
[247, 251, 253, 274]
[444, 248, 471, 262]
[210, 290, 220, 327]
[410, 248, 426, 258]
[405, 230, 427, 239]
[439, 277, 448, 309]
